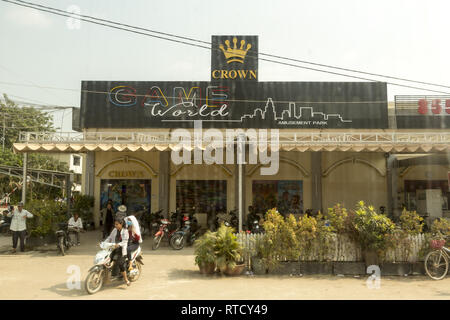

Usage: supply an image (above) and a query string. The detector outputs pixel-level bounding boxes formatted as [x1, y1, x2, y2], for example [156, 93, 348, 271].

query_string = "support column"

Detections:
[83, 152, 95, 196]
[311, 152, 323, 214]
[386, 153, 398, 220]
[159, 151, 170, 218]
[21, 152, 27, 204]
[66, 174, 73, 218]
[236, 134, 246, 232]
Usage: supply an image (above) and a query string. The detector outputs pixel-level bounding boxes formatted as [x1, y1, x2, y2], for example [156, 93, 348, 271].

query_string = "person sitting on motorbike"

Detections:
[68, 212, 84, 246]
[105, 217, 130, 286]
[124, 214, 142, 271]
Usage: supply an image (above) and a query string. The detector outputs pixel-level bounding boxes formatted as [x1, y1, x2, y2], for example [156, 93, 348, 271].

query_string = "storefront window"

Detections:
[100, 179, 151, 215]
[404, 180, 450, 212]
[252, 180, 303, 216]
[176, 180, 227, 214]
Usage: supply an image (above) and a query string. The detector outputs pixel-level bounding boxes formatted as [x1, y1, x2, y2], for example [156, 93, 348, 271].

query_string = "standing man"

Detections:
[7, 202, 33, 253]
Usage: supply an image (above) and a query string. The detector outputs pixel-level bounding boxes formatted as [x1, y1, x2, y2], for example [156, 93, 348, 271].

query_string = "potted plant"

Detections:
[382, 209, 423, 275]
[251, 234, 275, 275]
[350, 201, 396, 267]
[259, 209, 299, 274]
[214, 224, 244, 276]
[194, 230, 217, 275]
[296, 213, 334, 274]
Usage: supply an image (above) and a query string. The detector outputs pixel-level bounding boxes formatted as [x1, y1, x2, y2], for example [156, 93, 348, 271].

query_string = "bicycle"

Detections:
[424, 239, 450, 280]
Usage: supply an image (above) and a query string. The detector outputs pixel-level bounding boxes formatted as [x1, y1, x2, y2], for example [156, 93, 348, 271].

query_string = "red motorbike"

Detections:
[152, 218, 178, 250]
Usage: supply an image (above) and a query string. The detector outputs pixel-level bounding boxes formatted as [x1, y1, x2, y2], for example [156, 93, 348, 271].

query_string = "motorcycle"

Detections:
[55, 223, 72, 256]
[170, 214, 200, 250]
[84, 241, 144, 294]
[152, 217, 179, 250]
[148, 209, 164, 237]
[249, 217, 263, 234]
[0, 210, 11, 235]
[215, 209, 238, 231]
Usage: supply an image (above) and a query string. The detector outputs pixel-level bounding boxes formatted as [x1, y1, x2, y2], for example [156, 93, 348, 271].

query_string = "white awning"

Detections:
[13, 131, 450, 153]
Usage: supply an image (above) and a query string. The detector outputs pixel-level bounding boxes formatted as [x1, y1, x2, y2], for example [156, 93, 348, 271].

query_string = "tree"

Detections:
[0, 94, 69, 202]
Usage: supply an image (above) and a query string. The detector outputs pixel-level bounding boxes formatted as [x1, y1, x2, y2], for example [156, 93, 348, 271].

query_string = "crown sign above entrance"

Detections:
[219, 37, 252, 64]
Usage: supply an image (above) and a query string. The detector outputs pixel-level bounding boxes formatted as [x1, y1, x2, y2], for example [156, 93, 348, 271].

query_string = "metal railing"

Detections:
[18, 131, 450, 146]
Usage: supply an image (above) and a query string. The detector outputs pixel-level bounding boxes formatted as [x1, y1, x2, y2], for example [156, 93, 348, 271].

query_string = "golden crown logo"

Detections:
[219, 37, 252, 64]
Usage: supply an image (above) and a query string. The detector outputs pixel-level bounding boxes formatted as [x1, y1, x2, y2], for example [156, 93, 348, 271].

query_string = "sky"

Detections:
[0, 0, 449, 132]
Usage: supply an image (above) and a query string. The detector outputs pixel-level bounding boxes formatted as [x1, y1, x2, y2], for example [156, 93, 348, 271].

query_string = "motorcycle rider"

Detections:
[124, 214, 142, 271]
[105, 217, 130, 286]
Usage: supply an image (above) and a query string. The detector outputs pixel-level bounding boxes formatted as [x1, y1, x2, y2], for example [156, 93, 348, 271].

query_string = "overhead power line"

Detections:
[2, 0, 450, 95]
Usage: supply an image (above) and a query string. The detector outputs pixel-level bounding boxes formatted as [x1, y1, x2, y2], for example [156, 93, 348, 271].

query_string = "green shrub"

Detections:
[351, 201, 396, 254]
[72, 194, 94, 223]
[214, 224, 243, 271]
[194, 230, 217, 266]
[324, 203, 349, 234]
[399, 209, 423, 235]
[26, 199, 67, 237]
[431, 218, 450, 243]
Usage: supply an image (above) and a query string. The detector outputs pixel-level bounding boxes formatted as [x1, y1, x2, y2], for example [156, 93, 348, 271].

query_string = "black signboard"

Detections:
[211, 35, 258, 81]
[395, 96, 450, 129]
[79, 81, 388, 129]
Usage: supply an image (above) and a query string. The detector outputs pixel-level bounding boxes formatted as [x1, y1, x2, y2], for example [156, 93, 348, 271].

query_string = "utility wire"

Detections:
[0, 81, 391, 104]
[3, 0, 450, 92]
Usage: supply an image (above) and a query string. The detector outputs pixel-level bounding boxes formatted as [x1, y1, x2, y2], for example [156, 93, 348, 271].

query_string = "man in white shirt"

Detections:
[7, 202, 33, 253]
[68, 212, 83, 245]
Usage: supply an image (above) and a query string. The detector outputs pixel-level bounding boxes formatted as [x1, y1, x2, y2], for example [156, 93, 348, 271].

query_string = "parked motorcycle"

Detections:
[152, 218, 179, 250]
[55, 223, 72, 256]
[170, 213, 200, 250]
[85, 241, 144, 294]
[0, 210, 11, 235]
[249, 218, 263, 234]
[148, 209, 164, 236]
[215, 209, 238, 231]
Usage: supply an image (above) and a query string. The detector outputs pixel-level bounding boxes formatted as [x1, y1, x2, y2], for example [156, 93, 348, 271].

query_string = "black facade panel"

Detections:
[80, 81, 388, 129]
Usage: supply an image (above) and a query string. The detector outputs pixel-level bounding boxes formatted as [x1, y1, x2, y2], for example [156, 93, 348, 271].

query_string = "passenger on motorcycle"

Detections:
[124, 214, 142, 271]
[105, 217, 130, 286]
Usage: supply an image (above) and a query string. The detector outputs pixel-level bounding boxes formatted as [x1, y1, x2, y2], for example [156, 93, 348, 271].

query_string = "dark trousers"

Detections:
[111, 248, 126, 273]
[68, 230, 80, 244]
[127, 242, 139, 261]
[103, 222, 113, 239]
[12, 230, 26, 251]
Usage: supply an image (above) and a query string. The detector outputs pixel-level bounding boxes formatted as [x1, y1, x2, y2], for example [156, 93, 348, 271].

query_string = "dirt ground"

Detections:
[0, 231, 449, 300]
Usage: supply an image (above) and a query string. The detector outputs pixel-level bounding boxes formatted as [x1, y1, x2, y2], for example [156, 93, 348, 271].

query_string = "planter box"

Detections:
[333, 262, 366, 275]
[411, 262, 425, 275]
[25, 234, 56, 249]
[381, 263, 412, 276]
[251, 258, 267, 275]
[299, 262, 333, 275]
[271, 261, 301, 275]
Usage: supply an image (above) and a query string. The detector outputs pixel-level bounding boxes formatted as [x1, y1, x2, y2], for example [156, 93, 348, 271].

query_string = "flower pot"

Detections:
[222, 264, 245, 276]
[363, 249, 379, 267]
[198, 262, 216, 275]
[251, 258, 267, 275]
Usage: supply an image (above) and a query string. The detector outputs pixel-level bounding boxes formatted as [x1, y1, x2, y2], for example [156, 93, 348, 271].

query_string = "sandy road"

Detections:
[0, 231, 449, 300]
